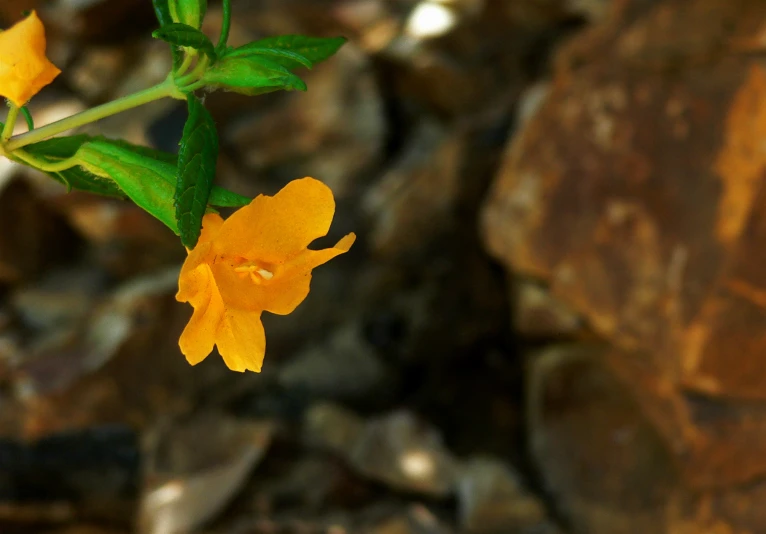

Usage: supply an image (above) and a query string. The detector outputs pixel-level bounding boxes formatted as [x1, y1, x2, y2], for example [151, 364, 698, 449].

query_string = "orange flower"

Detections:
[176, 177, 356, 372]
[0, 11, 60, 107]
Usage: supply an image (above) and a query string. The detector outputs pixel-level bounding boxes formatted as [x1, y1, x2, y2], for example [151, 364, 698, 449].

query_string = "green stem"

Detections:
[5, 77, 184, 152]
[12, 149, 79, 172]
[175, 55, 210, 89]
[217, 0, 231, 50]
[176, 53, 194, 77]
[181, 80, 207, 93]
[2, 104, 20, 143]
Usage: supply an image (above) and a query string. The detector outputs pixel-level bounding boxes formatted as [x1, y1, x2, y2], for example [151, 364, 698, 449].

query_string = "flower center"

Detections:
[233, 260, 275, 284]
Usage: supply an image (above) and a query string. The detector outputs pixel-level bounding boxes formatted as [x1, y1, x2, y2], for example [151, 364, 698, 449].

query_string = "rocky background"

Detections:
[2, 0, 766, 533]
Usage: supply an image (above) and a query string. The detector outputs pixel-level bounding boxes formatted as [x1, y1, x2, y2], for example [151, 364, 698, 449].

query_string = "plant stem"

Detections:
[4, 77, 184, 152]
[217, 0, 231, 50]
[176, 55, 210, 89]
[2, 104, 20, 143]
[12, 149, 78, 172]
[176, 53, 194, 77]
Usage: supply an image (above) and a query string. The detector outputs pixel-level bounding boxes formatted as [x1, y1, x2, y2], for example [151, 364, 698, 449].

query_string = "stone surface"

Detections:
[0, 178, 80, 284]
[457, 457, 556, 534]
[528, 344, 766, 534]
[527, 345, 678, 534]
[514, 278, 585, 338]
[0, 0, 624, 531]
[278, 324, 389, 401]
[482, 0, 766, 503]
[138, 413, 273, 534]
[305, 403, 459, 498]
[350, 411, 460, 497]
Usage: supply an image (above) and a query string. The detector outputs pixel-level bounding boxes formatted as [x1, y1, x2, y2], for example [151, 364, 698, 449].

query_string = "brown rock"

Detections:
[530, 345, 766, 534]
[138, 413, 273, 534]
[0, 178, 80, 284]
[223, 42, 384, 199]
[514, 278, 585, 338]
[482, 0, 766, 493]
[457, 457, 556, 534]
[528, 345, 678, 534]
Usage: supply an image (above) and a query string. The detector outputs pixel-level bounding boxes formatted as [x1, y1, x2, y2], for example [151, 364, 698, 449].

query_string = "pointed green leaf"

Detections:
[175, 95, 218, 248]
[25, 135, 249, 215]
[153, 23, 216, 60]
[239, 35, 346, 67]
[201, 54, 307, 95]
[208, 187, 250, 207]
[24, 135, 90, 158]
[76, 141, 180, 233]
[172, 0, 207, 29]
[224, 46, 313, 69]
[152, 0, 174, 27]
[24, 136, 126, 198]
[97, 138, 247, 206]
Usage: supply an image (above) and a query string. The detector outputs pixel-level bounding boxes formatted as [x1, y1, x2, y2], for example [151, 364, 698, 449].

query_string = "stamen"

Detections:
[233, 261, 274, 282]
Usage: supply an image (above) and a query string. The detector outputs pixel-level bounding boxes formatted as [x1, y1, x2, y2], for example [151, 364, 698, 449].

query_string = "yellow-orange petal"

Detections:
[0, 11, 60, 106]
[212, 177, 336, 263]
[215, 308, 266, 372]
[176, 213, 224, 303]
[210, 232, 356, 315]
[178, 265, 224, 365]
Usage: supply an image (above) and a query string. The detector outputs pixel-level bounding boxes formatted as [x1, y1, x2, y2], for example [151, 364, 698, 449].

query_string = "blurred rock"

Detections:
[65, 45, 128, 102]
[514, 279, 584, 338]
[482, 0, 766, 508]
[278, 324, 389, 402]
[363, 121, 461, 257]
[3, 266, 236, 442]
[138, 413, 273, 534]
[0, 1, 42, 25]
[0, 425, 139, 503]
[527, 345, 678, 534]
[253, 454, 372, 513]
[306, 404, 459, 497]
[527, 344, 766, 534]
[304, 402, 365, 459]
[370, 505, 452, 534]
[351, 411, 459, 497]
[457, 457, 556, 534]
[11, 267, 99, 334]
[14, 267, 177, 396]
[222, 43, 384, 199]
[42, 0, 155, 42]
[48, 195, 183, 279]
[113, 40, 173, 99]
[377, 0, 559, 117]
[0, 179, 80, 284]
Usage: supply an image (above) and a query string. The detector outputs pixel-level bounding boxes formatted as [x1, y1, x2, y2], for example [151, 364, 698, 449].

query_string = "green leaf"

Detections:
[225, 45, 313, 70]
[24, 136, 126, 198]
[153, 23, 216, 60]
[172, 0, 207, 29]
[93, 138, 246, 206]
[201, 54, 307, 95]
[175, 95, 219, 248]
[76, 140, 180, 233]
[238, 35, 346, 67]
[152, 0, 174, 26]
[209, 187, 249, 207]
[24, 135, 90, 158]
[25, 134, 249, 222]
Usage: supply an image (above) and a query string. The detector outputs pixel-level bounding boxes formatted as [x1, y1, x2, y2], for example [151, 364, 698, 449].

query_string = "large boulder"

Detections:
[483, 0, 766, 530]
